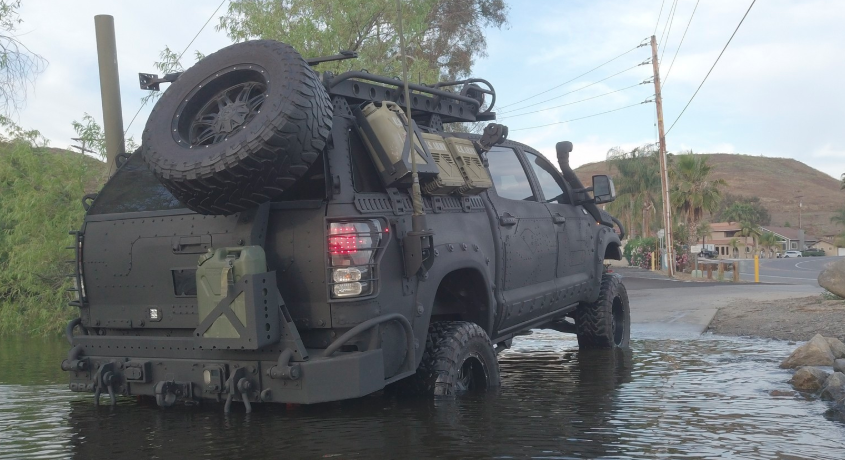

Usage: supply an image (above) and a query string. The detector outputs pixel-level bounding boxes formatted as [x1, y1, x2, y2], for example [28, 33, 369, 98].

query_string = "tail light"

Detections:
[327, 220, 387, 298]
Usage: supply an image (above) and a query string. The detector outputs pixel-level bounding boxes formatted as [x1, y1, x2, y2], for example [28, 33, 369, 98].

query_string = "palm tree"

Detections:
[669, 153, 727, 235]
[696, 221, 712, 247]
[721, 202, 760, 225]
[729, 237, 740, 259]
[607, 145, 662, 237]
[758, 231, 780, 259]
[738, 221, 760, 259]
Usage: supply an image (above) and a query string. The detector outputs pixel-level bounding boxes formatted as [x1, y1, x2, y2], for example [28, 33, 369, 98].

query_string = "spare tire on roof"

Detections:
[141, 40, 333, 215]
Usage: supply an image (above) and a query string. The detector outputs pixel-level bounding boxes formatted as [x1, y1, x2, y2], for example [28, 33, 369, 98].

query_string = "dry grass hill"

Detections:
[574, 153, 845, 237]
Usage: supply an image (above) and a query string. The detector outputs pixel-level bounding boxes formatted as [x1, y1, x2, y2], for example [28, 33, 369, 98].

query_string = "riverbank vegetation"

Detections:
[0, 130, 105, 335]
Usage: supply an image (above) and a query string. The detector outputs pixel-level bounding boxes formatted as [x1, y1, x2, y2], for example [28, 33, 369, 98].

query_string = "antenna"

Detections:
[396, 0, 425, 229]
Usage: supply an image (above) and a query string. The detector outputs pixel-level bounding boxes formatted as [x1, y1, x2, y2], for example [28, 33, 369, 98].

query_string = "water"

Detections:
[1, 332, 843, 459]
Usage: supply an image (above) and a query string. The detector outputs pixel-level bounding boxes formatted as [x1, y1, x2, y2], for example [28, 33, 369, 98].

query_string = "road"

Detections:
[738, 255, 841, 286]
[616, 260, 834, 338]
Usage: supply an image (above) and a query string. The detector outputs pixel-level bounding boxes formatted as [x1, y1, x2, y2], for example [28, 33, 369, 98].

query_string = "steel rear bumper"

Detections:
[66, 348, 400, 406]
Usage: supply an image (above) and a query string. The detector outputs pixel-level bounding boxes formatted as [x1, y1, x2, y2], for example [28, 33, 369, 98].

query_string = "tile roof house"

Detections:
[759, 226, 817, 252]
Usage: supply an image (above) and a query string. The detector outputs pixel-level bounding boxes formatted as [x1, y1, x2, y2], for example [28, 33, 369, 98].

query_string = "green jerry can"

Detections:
[194, 246, 281, 349]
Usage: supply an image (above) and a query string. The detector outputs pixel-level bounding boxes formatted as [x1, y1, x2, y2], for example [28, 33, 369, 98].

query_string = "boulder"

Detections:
[835, 359, 845, 374]
[825, 398, 845, 423]
[818, 258, 845, 298]
[821, 372, 845, 401]
[789, 366, 830, 391]
[826, 337, 845, 359]
[780, 333, 835, 368]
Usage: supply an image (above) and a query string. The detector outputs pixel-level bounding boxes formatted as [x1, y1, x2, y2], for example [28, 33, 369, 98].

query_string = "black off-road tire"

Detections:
[141, 40, 332, 215]
[403, 321, 500, 397]
[575, 273, 630, 349]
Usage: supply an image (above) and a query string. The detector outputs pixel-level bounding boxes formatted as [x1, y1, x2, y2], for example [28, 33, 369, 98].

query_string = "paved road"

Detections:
[615, 266, 824, 338]
[738, 255, 841, 286]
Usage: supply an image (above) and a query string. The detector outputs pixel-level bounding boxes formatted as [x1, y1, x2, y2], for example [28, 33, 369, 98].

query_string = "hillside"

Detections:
[575, 153, 844, 237]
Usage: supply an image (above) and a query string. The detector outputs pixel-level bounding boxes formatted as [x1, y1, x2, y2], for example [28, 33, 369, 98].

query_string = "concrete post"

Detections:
[94, 15, 125, 173]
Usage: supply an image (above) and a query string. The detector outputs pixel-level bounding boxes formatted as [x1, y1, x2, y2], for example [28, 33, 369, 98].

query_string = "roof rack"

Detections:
[322, 71, 497, 125]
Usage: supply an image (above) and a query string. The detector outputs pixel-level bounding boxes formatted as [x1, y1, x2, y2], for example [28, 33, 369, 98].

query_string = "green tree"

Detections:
[216, 0, 508, 82]
[714, 193, 770, 225]
[728, 237, 740, 259]
[738, 221, 760, 259]
[606, 144, 662, 238]
[720, 202, 765, 226]
[696, 221, 712, 247]
[758, 231, 781, 259]
[0, 0, 47, 115]
[669, 152, 726, 240]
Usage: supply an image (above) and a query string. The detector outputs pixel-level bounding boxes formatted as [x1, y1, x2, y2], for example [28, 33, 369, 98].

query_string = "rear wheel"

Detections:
[405, 321, 500, 397]
[575, 273, 630, 349]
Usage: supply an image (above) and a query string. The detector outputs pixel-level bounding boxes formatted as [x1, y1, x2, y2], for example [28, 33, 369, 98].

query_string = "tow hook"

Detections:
[223, 367, 254, 414]
[268, 349, 301, 380]
[61, 345, 87, 372]
[93, 362, 118, 406]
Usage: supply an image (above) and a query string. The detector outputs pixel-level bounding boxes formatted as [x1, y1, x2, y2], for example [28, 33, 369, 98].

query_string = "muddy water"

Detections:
[1, 332, 843, 459]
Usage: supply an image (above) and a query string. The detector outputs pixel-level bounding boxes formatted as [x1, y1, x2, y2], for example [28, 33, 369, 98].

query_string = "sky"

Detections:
[11, 0, 845, 179]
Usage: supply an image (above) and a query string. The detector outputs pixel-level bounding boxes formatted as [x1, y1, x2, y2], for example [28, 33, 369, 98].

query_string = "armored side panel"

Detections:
[444, 137, 493, 195]
[420, 132, 466, 195]
[353, 101, 439, 188]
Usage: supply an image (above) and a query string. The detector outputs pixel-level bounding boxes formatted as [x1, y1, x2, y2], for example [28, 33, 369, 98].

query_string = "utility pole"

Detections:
[650, 35, 674, 277]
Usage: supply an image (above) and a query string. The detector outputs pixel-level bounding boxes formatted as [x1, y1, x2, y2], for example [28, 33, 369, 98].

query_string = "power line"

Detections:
[662, 0, 700, 88]
[666, 0, 756, 134]
[498, 60, 650, 115]
[654, 0, 666, 36]
[658, 0, 680, 64]
[124, 0, 227, 134]
[498, 81, 650, 120]
[510, 100, 652, 132]
[497, 42, 647, 110]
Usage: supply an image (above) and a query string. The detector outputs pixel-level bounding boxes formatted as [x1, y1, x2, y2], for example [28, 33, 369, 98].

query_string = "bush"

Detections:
[0, 140, 104, 335]
[624, 236, 658, 269]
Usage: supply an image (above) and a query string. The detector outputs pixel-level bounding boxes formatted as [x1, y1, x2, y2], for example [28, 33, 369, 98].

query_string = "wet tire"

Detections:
[141, 40, 332, 215]
[405, 321, 500, 397]
[575, 273, 630, 349]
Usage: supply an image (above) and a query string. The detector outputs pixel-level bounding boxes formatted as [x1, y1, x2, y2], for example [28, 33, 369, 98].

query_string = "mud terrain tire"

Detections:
[141, 40, 332, 215]
[575, 273, 630, 349]
[404, 321, 500, 397]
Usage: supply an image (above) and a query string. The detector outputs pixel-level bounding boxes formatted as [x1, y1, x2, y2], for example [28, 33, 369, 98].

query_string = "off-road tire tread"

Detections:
[575, 273, 629, 349]
[402, 321, 500, 396]
[141, 40, 332, 215]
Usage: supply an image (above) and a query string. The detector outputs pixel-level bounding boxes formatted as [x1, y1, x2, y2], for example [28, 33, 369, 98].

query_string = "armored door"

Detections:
[485, 146, 558, 331]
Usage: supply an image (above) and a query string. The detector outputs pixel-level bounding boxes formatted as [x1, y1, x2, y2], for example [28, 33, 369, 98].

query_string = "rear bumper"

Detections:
[65, 347, 405, 406]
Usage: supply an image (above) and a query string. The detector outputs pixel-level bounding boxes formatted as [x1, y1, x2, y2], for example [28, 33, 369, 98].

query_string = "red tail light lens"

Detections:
[327, 220, 385, 298]
[328, 224, 359, 255]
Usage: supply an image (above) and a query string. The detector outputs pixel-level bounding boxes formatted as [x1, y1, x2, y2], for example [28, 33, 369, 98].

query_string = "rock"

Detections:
[826, 337, 845, 359]
[825, 397, 845, 423]
[789, 366, 830, 392]
[769, 389, 797, 397]
[835, 359, 845, 374]
[821, 372, 845, 401]
[818, 258, 845, 298]
[780, 333, 835, 368]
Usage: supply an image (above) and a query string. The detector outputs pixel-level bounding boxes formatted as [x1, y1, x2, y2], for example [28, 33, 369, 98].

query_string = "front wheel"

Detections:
[405, 321, 500, 397]
[575, 273, 630, 349]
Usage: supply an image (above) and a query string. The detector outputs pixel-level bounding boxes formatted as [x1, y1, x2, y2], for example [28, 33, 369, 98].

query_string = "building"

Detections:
[759, 226, 817, 252]
[703, 222, 755, 259]
[813, 236, 845, 256]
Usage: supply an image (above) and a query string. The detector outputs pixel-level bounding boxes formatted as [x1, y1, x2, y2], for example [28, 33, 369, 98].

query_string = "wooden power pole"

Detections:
[650, 35, 674, 276]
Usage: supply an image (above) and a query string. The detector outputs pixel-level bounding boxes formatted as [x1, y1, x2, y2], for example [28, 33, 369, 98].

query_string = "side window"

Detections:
[486, 146, 535, 201]
[524, 151, 569, 204]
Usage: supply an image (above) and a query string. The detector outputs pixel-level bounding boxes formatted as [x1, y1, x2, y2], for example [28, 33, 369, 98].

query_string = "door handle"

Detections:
[171, 235, 212, 254]
[499, 214, 517, 226]
[552, 214, 566, 225]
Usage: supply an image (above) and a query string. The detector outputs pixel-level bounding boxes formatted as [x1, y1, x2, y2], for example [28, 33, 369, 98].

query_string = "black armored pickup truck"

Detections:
[62, 40, 629, 412]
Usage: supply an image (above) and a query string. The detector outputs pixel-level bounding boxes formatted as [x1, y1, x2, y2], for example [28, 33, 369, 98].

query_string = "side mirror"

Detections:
[592, 175, 616, 204]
